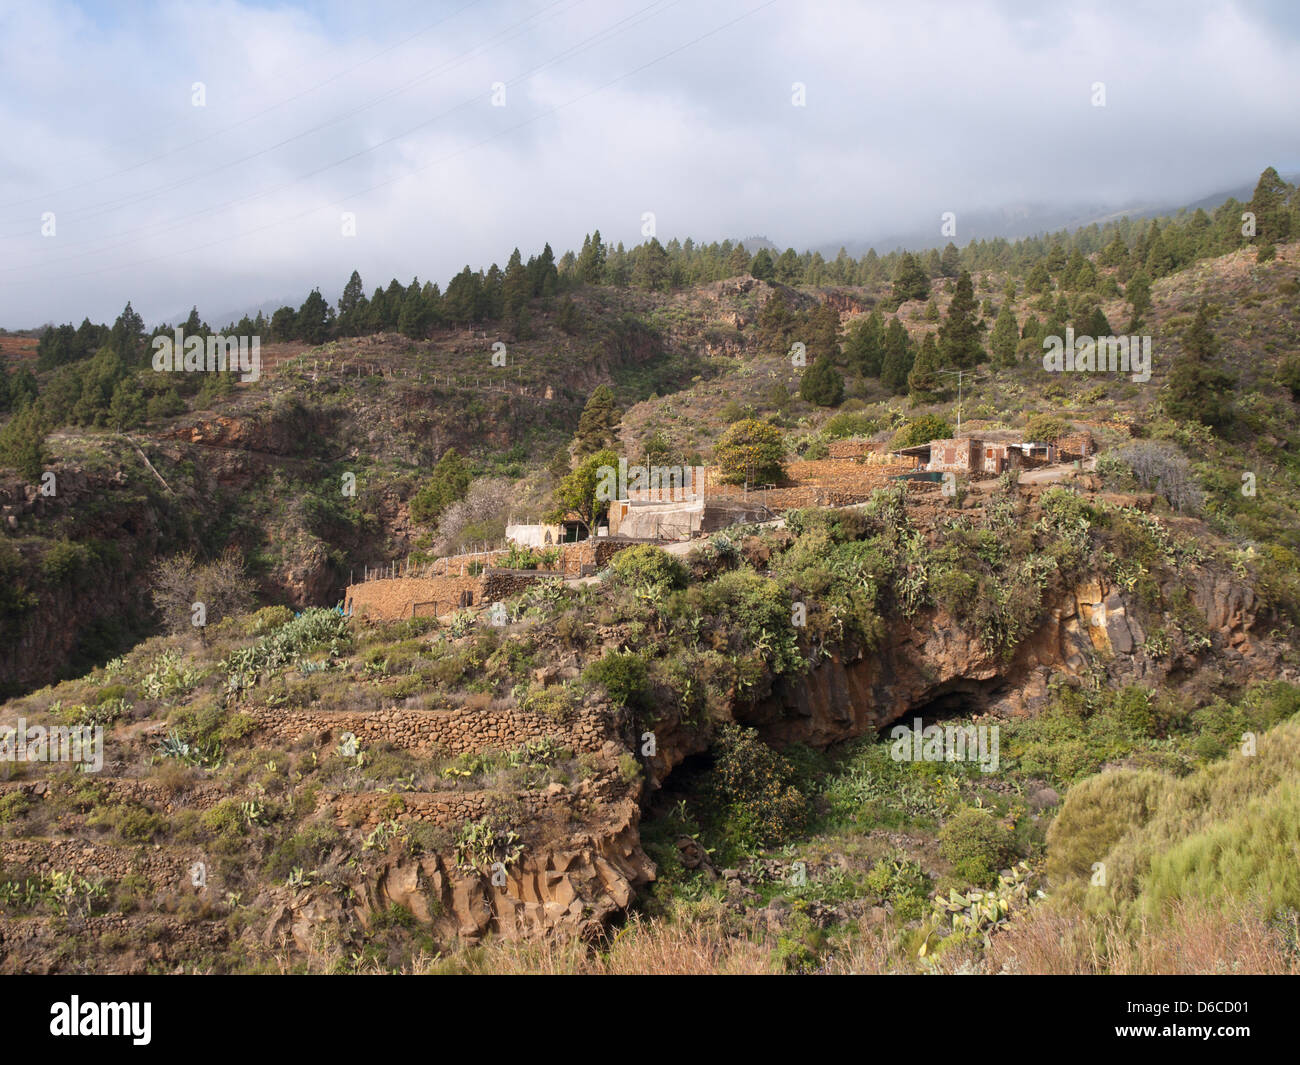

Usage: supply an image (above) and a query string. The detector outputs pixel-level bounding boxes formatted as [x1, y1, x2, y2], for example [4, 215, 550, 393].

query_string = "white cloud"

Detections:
[0, 0, 1296, 325]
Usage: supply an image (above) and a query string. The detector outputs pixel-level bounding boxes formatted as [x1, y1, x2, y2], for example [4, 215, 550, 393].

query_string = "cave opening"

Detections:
[882, 680, 1002, 737]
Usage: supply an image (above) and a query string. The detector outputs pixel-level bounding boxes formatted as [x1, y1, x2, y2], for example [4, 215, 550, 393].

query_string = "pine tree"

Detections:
[574, 385, 622, 455]
[1163, 301, 1235, 432]
[398, 278, 428, 338]
[891, 252, 930, 304]
[339, 270, 365, 316]
[0, 404, 49, 481]
[577, 231, 606, 284]
[938, 270, 983, 369]
[775, 248, 802, 284]
[799, 356, 844, 407]
[881, 318, 912, 394]
[908, 332, 941, 401]
[181, 306, 207, 337]
[632, 239, 670, 291]
[503, 248, 530, 317]
[1145, 229, 1175, 278]
[1125, 271, 1152, 330]
[337, 270, 367, 336]
[557, 296, 580, 335]
[107, 378, 145, 430]
[1248, 166, 1292, 260]
[749, 249, 776, 281]
[109, 301, 145, 362]
[1025, 262, 1052, 295]
[409, 447, 472, 524]
[844, 310, 885, 377]
[939, 242, 961, 278]
[990, 303, 1019, 366]
[1098, 233, 1128, 268]
[726, 243, 751, 276]
[808, 303, 842, 364]
[269, 306, 297, 342]
[297, 288, 335, 344]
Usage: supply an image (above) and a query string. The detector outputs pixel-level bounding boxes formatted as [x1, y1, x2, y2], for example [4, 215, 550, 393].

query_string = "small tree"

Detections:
[1125, 271, 1152, 330]
[907, 332, 941, 402]
[749, 248, 776, 281]
[891, 252, 930, 304]
[151, 548, 254, 635]
[799, 356, 844, 407]
[0, 405, 50, 481]
[1163, 301, 1235, 432]
[938, 269, 984, 369]
[715, 419, 785, 485]
[880, 318, 913, 394]
[573, 385, 621, 455]
[990, 303, 1020, 367]
[550, 448, 618, 535]
[891, 414, 953, 449]
[409, 447, 471, 525]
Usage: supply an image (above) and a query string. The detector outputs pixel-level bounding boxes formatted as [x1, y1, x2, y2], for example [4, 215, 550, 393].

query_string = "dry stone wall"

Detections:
[243, 701, 610, 758]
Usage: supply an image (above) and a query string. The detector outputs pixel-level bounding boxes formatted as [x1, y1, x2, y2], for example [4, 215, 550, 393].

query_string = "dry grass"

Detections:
[425, 914, 775, 975]
[985, 899, 1300, 975]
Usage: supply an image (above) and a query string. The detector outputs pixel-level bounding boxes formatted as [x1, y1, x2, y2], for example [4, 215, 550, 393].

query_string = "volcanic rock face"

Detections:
[742, 572, 1276, 749]
[264, 803, 654, 949]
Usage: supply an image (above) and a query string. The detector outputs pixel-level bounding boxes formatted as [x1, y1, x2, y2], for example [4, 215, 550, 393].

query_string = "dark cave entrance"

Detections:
[881, 679, 1005, 737]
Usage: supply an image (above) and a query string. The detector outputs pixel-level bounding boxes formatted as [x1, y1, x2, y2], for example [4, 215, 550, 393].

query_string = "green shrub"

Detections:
[937, 806, 1017, 886]
[714, 419, 785, 484]
[583, 650, 652, 711]
[891, 414, 953, 449]
[1023, 413, 1071, 442]
[864, 853, 931, 922]
[707, 724, 807, 850]
[244, 605, 295, 635]
[608, 545, 688, 597]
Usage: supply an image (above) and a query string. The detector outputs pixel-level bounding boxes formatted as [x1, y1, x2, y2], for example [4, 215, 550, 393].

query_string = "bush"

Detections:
[244, 605, 295, 636]
[714, 419, 785, 485]
[822, 411, 881, 440]
[891, 414, 953, 449]
[937, 806, 1017, 885]
[608, 545, 688, 596]
[583, 650, 652, 711]
[707, 724, 807, 850]
[1023, 413, 1071, 442]
[1106, 441, 1204, 514]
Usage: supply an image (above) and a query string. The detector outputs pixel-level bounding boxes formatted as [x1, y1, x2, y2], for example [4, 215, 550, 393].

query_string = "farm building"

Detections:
[893, 436, 1058, 478]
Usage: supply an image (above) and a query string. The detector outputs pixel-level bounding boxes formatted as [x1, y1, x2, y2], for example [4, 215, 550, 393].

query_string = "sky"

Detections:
[1, 0, 1298, 328]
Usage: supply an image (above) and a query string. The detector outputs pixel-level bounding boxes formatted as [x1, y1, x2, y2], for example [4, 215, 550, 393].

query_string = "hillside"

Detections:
[2, 215, 1300, 973]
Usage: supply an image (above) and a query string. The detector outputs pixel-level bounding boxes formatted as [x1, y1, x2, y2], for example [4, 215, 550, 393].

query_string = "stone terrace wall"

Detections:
[345, 539, 643, 619]
[244, 702, 610, 757]
[1, 838, 204, 889]
[345, 574, 482, 620]
[481, 569, 563, 601]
